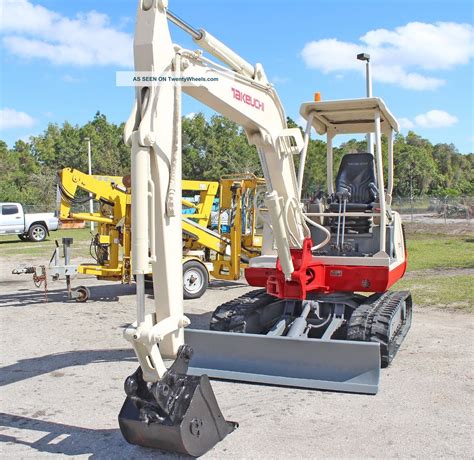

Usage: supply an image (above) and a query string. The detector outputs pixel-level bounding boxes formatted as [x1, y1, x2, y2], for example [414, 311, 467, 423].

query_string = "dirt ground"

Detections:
[401, 217, 473, 235]
[0, 256, 473, 459]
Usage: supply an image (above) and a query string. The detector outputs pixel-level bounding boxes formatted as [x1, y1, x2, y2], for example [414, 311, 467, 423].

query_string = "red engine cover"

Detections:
[245, 238, 407, 300]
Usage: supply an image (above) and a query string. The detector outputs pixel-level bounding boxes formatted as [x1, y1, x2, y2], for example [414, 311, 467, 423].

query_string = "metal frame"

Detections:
[299, 98, 399, 253]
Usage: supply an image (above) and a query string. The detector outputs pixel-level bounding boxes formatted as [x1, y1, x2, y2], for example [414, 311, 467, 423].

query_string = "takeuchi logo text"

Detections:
[231, 88, 265, 111]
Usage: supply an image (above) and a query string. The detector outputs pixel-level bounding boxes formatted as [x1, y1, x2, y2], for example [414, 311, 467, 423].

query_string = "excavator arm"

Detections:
[124, 0, 312, 371]
[119, 1, 328, 455]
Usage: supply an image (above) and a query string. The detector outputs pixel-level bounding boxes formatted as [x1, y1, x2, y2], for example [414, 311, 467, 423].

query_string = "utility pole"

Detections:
[85, 137, 94, 231]
[357, 53, 373, 155]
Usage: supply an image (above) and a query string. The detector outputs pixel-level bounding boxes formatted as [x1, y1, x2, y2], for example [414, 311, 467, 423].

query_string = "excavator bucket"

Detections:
[185, 330, 381, 394]
[118, 345, 237, 457]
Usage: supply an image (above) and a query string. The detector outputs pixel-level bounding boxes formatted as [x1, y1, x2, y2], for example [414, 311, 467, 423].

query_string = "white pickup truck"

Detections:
[0, 203, 59, 242]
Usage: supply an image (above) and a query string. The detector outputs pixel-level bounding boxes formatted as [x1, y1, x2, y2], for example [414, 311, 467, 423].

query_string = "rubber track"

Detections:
[347, 290, 412, 368]
[210, 289, 276, 333]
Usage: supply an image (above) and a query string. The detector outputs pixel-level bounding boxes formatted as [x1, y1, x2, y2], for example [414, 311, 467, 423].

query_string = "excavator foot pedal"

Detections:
[118, 345, 237, 457]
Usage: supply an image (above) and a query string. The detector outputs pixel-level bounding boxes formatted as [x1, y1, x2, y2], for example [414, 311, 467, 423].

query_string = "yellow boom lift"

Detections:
[57, 168, 263, 298]
[57, 168, 132, 282]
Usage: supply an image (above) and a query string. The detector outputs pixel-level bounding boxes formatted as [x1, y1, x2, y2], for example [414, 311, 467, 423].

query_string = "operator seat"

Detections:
[329, 153, 378, 212]
[328, 153, 378, 233]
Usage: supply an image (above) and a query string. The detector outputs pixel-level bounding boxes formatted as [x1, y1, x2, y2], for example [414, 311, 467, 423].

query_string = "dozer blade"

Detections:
[118, 345, 237, 457]
[184, 329, 381, 394]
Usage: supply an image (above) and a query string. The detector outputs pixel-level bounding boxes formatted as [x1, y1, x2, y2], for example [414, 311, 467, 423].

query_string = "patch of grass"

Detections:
[399, 232, 473, 311]
[397, 274, 473, 312]
[405, 233, 474, 271]
[0, 228, 93, 259]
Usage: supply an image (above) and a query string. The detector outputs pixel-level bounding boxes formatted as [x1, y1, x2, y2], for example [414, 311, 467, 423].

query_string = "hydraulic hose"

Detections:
[166, 53, 181, 217]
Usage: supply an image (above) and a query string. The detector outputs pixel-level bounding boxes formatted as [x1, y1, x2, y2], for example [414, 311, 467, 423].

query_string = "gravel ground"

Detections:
[0, 256, 473, 459]
[400, 214, 472, 226]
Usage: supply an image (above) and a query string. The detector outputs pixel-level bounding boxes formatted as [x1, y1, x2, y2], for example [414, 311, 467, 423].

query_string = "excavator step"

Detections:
[184, 329, 380, 394]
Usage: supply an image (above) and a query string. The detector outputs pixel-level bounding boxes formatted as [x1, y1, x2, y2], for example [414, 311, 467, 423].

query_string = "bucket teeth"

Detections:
[119, 345, 237, 457]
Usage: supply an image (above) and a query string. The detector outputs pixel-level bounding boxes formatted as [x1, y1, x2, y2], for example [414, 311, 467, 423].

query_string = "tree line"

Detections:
[1, 111, 472, 208]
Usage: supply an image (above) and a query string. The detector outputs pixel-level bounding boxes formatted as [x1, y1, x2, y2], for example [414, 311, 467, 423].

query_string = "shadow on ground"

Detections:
[186, 311, 213, 329]
[0, 283, 135, 308]
[2, 278, 247, 308]
[0, 239, 25, 245]
[0, 412, 188, 458]
[0, 349, 136, 387]
[0, 348, 187, 457]
[0, 349, 195, 458]
[144, 278, 248, 297]
[208, 279, 248, 290]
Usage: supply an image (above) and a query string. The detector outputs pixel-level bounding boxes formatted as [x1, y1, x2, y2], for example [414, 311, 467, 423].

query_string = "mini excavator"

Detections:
[119, 1, 412, 455]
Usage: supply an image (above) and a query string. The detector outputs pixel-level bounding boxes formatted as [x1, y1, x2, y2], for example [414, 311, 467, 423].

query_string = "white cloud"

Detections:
[301, 21, 474, 90]
[399, 110, 458, 130]
[62, 74, 81, 83]
[398, 117, 415, 130]
[0, 0, 133, 67]
[414, 110, 458, 128]
[272, 76, 290, 84]
[185, 112, 196, 119]
[0, 108, 36, 130]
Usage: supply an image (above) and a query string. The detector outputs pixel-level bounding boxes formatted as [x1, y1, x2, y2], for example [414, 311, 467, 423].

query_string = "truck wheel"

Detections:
[18, 234, 29, 241]
[183, 260, 208, 299]
[28, 224, 47, 242]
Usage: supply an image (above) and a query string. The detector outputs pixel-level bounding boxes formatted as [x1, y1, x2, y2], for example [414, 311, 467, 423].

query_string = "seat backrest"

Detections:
[335, 153, 376, 203]
[336, 153, 377, 203]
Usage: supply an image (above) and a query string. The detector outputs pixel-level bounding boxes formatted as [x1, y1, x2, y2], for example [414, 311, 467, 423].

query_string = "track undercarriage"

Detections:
[210, 289, 412, 368]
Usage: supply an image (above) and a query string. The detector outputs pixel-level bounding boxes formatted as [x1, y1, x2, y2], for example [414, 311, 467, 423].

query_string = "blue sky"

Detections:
[1, 0, 473, 152]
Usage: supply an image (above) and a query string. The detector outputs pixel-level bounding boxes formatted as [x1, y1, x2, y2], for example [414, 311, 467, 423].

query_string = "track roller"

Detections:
[210, 289, 283, 333]
[347, 291, 413, 367]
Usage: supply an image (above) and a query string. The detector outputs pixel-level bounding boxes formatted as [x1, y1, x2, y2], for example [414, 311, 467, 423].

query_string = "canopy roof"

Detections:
[299, 97, 399, 136]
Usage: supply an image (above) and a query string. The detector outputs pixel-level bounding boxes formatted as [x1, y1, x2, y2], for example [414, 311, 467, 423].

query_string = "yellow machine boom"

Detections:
[58, 167, 132, 281]
[57, 168, 263, 295]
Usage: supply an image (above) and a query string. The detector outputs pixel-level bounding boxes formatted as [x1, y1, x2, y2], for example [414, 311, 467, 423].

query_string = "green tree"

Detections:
[1, 112, 472, 209]
[393, 132, 437, 196]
